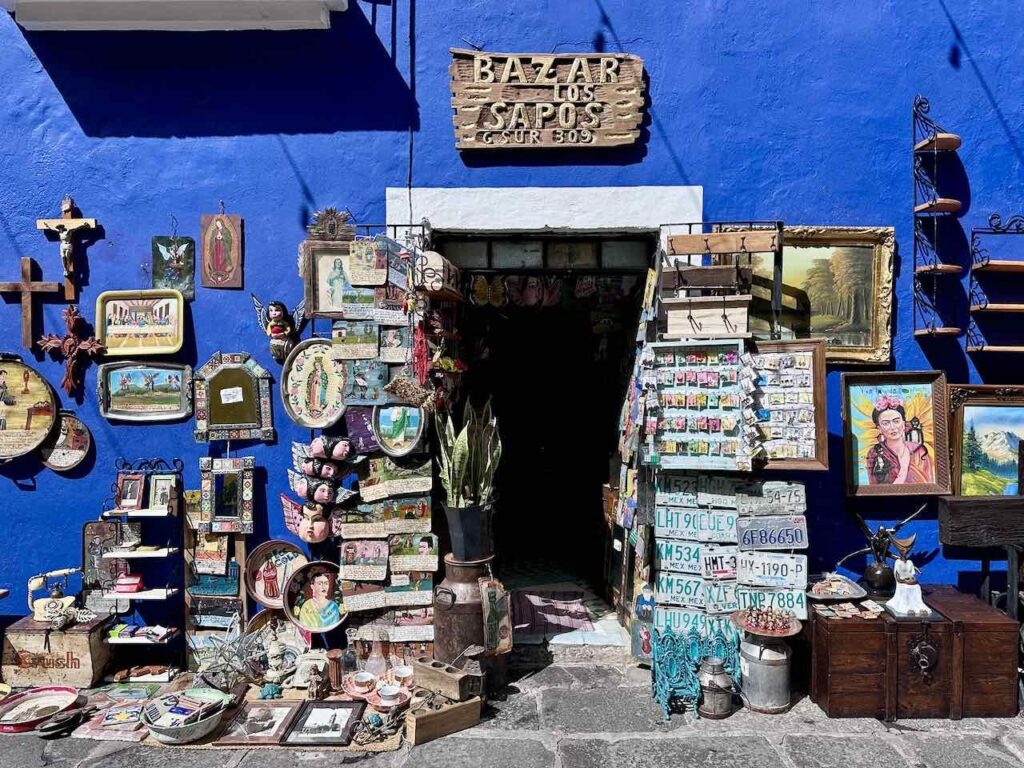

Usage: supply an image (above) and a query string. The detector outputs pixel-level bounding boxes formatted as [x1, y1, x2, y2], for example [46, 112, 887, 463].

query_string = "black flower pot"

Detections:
[442, 501, 495, 562]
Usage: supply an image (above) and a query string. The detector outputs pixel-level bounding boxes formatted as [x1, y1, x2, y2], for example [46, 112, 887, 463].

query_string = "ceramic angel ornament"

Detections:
[251, 295, 306, 363]
[884, 534, 930, 617]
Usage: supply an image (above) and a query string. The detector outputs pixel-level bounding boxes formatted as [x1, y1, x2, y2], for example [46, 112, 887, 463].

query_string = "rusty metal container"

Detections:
[434, 555, 490, 664]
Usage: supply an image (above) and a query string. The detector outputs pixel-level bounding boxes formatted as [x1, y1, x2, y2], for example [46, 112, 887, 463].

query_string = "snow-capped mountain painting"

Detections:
[960, 405, 1024, 495]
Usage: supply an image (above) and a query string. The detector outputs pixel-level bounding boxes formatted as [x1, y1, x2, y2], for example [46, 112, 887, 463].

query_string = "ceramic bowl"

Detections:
[378, 684, 402, 705]
[142, 708, 225, 745]
[353, 671, 376, 692]
[393, 666, 415, 688]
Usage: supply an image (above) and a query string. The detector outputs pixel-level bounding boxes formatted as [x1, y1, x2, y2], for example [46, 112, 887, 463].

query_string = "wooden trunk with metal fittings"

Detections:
[1, 615, 112, 689]
[432, 554, 507, 691]
[811, 587, 1017, 720]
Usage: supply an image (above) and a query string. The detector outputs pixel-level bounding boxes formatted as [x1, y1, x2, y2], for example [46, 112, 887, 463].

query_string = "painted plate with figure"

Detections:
[281, 338, 348, 429]
[39, 411, 91, 471]
[282, 561, 347, 634]
[372, 405, 424, 457]
[245, 540, 309, 611]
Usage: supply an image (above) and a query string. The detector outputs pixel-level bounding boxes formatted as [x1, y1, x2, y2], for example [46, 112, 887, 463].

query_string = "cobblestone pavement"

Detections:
[5, 664, 1024, 767]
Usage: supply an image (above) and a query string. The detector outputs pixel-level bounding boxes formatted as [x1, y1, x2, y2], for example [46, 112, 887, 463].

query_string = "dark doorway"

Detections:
[438, 235, 650, 587]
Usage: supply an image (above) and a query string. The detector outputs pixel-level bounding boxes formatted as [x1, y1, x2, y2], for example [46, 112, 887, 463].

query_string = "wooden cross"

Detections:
[36, 197, 98, 300]
[0, 257, 61, 348]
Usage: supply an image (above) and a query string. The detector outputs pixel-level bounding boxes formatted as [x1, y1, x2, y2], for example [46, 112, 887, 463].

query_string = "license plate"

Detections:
[736, 515, 808, 551]
[703, 579, 739, 614]
[736, 481, 807, 516]
[697, 475, 741, 508]
[654, 572, 705, 608]
[737, 552, 808, 588]
[652, 606, 737, 637]
[655, 473, 698, 507]
[701, 545, 738, 580]
[654, 539, 701, 574]
[654, 508, 737, 543]
[736, 586, 807, 620]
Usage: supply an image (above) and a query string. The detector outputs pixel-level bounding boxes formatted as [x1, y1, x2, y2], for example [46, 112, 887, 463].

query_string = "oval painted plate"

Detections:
[280, 338, 348, 429]
[39, 412, 91, 471]
[0, 686, 80, 733]
[0, 359, 58, 462]
[282, 561, 347, 634]
[245, 540, 309, 610]
[372, 405, 425, 458]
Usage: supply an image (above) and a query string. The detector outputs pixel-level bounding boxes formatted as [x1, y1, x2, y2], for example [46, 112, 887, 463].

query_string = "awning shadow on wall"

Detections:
[18, 3, 418, 138]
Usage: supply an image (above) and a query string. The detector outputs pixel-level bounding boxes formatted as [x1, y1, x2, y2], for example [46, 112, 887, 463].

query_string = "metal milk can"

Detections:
[697, 656, 737, 719]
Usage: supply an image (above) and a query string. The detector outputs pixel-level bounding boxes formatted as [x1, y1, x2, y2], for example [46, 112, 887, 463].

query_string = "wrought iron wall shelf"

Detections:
[912, 96, 966, 337]
[967, 214, 1024, 353]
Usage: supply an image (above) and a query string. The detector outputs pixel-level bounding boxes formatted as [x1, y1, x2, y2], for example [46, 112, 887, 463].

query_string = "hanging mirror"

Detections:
[194, 352, 274, 443]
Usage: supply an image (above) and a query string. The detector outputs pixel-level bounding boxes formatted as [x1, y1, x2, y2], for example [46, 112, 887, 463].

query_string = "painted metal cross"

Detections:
[0, 256, 61, 348]
[38, 305, 105, 396]
[36, 196, 99, 300]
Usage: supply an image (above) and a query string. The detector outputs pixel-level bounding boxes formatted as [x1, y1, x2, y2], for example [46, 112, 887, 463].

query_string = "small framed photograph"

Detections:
[841, 370, 951, 496]
[116, 472, 146, 510]
[149, 474, 177, 510]
[282, 700, 364, 746]
[215, 700, 302, 746]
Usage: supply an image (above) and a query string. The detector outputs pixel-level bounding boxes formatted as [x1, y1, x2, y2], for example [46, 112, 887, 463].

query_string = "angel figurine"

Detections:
[251, 295, 305, 363]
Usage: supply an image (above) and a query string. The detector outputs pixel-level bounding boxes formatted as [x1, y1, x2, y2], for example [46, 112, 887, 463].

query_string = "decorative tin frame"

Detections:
[94, 288, 185, 356]
[949, 384, 1024, 496]
[280, 338, 348, 429]
[371, 405, 426, 458]
[197, 456, 255, 534]
[97, 361, 193, 422]
[300, 239, 359, 319]
[193, 352, 274, 443]
[841, 370, 951, 497]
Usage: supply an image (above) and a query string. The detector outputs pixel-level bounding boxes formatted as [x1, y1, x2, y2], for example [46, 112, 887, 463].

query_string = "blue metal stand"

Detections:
[652, 625, 740, 720]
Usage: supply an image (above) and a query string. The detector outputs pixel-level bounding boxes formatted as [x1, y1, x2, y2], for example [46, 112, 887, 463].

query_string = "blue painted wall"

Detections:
[1, 0, 1021, 612]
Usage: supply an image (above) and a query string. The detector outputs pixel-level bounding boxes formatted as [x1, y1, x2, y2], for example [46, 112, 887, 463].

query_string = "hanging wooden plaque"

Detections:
[449, 49, 645, 150]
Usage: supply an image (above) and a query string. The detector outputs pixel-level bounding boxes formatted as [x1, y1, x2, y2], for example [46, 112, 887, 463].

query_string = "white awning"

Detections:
[2, 0, 348, 31]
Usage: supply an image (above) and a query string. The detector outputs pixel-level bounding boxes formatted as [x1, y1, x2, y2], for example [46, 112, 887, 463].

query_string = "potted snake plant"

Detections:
[435, 400, 502, 562]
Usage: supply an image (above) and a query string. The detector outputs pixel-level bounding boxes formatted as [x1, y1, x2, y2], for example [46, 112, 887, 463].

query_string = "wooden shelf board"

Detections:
[914, 133, 962, 153]
[967, 345, 1024, 353]
[102, 507, 174, 519]
[102, 547, 179, 560]
[970, 304, 1024, 313]
[914, 327, 961, 337]
[973, 260, 1024, 273]
[914, 198, 963, 214]
[101, 587, 179, 601]
[915, 263, 963, 275]
[105, 629, 179, 645]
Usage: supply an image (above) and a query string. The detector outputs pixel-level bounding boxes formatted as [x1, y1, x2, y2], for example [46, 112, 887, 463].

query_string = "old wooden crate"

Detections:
[2, 615, 112, 688]
[926, 586, 1018, 718]
[406, 696, 482, 745]
[661, 295, 752, 339]
[811, 611, 897, 720]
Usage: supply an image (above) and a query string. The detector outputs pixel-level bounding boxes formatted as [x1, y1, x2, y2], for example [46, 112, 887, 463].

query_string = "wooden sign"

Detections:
[737, 552, 808, 589]
[736, 585, 807, 620]
[736, 515, 808, 551]
[449, 49, 645, 150]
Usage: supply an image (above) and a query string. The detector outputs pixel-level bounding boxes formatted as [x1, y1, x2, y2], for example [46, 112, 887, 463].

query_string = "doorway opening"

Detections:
[436, 234, 651, 634]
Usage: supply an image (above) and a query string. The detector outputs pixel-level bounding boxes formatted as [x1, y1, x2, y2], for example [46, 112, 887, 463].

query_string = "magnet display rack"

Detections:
[101, 457, 184, 682]
[967, 214, 1024, 353]
[912, 95, 964, 338]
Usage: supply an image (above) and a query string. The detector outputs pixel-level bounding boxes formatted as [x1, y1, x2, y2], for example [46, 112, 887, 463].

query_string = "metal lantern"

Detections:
[696, 656, 736, 719]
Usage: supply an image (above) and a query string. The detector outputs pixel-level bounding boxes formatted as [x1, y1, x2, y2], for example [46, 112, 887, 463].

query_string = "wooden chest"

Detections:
[811, 588, 1018, 720]
[926, 586, 1018, 718]
[1, 615, 112, 689]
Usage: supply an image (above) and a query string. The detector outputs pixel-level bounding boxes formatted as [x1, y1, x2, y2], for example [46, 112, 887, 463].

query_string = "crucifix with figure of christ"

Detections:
[0, 256, 60, 348]
[36, 196, 98, 300]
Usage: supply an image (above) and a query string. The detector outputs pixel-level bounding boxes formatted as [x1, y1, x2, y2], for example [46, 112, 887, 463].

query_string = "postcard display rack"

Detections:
[96, 458, 185, 683]
[618, 231, 816, 716]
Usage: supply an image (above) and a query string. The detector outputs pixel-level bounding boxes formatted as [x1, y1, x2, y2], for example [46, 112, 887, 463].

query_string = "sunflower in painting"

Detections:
[850, 385, 935, 486]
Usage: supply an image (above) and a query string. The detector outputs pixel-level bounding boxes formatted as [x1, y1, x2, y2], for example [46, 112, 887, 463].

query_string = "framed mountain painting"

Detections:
[950, 385, 1024, 496]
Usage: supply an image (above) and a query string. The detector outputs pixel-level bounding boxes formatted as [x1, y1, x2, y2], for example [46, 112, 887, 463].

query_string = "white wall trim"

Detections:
[386, 186, 703, 249]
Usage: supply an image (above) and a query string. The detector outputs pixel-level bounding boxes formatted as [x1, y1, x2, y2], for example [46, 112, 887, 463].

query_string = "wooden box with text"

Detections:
[2, 615, 111, 689]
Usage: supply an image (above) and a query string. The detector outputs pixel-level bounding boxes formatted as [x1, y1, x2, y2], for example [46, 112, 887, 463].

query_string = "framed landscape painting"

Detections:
[841, 371, 950, 497]
[950, 385, 1024, 496]
[746, 227, 894, 365]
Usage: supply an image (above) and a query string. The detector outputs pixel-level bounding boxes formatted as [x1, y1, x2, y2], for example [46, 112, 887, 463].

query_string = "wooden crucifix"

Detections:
[0, 256, 61, 348]
[38, 305, 105, 396]
[36, 196, 98, 300]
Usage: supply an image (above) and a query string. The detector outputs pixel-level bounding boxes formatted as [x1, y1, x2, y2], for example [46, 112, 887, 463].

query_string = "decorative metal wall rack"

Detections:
[967, 214, 1024, 353]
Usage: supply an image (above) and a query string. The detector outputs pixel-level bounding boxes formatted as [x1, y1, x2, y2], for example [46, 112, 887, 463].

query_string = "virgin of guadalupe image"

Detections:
[304, 357, 329, 418]
[864, 394, 934, 485]
[297, 570, 343, 630]
[207, 218, 234, 282]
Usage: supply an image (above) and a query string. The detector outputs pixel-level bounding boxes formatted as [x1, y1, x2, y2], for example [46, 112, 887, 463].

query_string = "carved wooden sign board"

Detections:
[449, 49, 645, 150]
